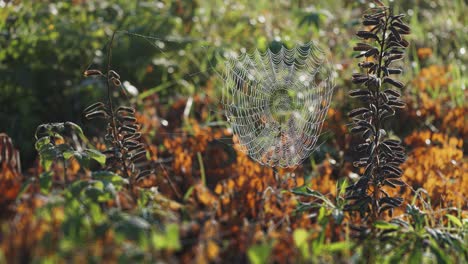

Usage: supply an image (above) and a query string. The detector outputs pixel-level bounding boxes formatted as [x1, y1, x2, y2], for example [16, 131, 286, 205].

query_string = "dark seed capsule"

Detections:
[387, 68, 403, 75]
[123, 132, 141, 141]
[349, 89, 371, 97]
[387, 100, 405, 108]
[121, 116, 137, 123]
[356, 143, 370, 152]
[117, 106, 136, 114]
[124, 140, 139, 147]
[386, 41, 404, 49]
[389, 27, 402, 42]
[392, 21, 410, 32]
[85, 110, 108, 120]
[353, 43, 374, 51]
[400, 39, 409, 47]
[128, 144, 145, 152]
[358, 62, 375, 68]
[351, 126, 368, 134]
[356, 31, 378, 40]
[136, 170, 154, 181]
[352, 74, 369, 84]
[348, 107, 369, 118]
[130, 150, 147, 162]
[384, 89, 401, 97]
[365, 48, 379, 57]
[363, 18, 380, 26]
[119, 125, 137, 134]
[386, 54, 404, 63]
[84, 102, 105, 114]
[383, 77, 404, 89]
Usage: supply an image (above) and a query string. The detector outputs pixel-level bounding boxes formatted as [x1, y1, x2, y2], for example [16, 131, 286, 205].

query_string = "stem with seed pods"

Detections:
[345, 2, 410, 229]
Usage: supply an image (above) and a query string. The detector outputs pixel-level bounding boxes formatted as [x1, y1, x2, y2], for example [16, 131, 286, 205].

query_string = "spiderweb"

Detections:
[222, 42, 335, 168]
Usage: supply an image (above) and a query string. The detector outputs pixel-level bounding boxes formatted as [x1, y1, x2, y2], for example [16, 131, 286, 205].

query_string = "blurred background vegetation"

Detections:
[1, 0, 465, 168]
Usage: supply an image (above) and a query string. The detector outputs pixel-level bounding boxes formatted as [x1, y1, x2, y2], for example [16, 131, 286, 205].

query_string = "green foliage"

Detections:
[35, 122, 106, 171]
[152, 224, 181, 250]
[247, 243, 272, 264]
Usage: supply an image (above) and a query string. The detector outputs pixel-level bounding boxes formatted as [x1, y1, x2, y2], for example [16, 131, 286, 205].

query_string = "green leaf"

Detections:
[92, 171, 126, 187]
[56, 144, 73, 155]
[445, 214, 462, 228]
[247, 243, 272, 264]
[62, 150, 75, 160]
[69, 180, 90, 197]
[84, 149, 106, 166]
[374, 220, 400, 230]
[153, 224, 181, 250]
[428, 239, 450, 264]
[84, 186, 105, 200]
[115, 215, 151, 242]
[38, 144, 58, 171]
[39, 172, 53, 194]
[323, 241, 353, 252]
[183, 186, 195, 201]
[35, 136, 50, 151]
[72, 151, 90, 168]
[293, 228, 310, 258]
[65, 122, 86, 140]
[408, 240, 423, 264]
[293, 228, 309, 247]
[16, 177, 33, 201]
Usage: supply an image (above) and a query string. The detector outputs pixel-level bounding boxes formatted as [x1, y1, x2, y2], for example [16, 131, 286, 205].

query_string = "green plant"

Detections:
[368, 203, 467, 263]
[34, 122, 106, 182]
[345, 0, 410, 225]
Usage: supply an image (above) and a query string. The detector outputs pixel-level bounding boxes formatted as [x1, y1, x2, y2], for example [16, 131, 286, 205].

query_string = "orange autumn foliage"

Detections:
[401, 130, 467, 209]
[417, 47, 432, 60]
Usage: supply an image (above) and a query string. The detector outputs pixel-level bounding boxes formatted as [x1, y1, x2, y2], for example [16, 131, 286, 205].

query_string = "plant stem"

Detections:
[370, 8, 390, 224]
[105, 31, 131, 183]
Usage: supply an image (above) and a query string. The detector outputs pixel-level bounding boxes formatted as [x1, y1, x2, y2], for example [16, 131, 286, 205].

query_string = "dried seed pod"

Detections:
[85, 110, 109, 120]
[383, 89, 401, 97]
[354, 43, 374, 51]
[108, 70, 120, 79]
[387, 68, 403, 75]
[120, 116, 137, 124]
[387, 100, 405, 108]
[348, 107, 370, 118]
[349, 89, 371, 98]
[84, 69, 104, 77]
[363, 18, 381, 26]
[84, 102, 106, 114]
[111, 77, 122, 87]
[358, 62, 376, 68]
[389, 27, 402, 42]
[383, 77, 404, 89]
[356, 31, 379, 40]
[130, 150, 147, 162]
[352, 74, 370, 84]
[351, 126, 368, 134]
[117, 106, 136, 114]
[136, 170, 153, 182]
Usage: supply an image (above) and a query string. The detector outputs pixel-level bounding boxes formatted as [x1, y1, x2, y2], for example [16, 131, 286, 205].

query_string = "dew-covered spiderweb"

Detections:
[222, 42, 335, 168]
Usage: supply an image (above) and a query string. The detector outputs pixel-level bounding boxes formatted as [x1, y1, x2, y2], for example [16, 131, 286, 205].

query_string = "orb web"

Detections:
[222, 42, 335, 168]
